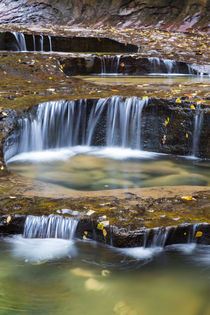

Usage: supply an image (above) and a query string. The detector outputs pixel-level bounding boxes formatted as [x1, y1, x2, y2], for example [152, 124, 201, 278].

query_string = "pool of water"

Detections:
[0, 236, 209, 315]
[7, 146, 210, 191]
[76, 74, 210, 86]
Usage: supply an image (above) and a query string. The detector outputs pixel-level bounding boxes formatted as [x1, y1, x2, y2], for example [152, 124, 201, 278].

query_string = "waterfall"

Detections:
[100, 56, 106, 74]
[8, 96, 147, 157]
[148, 57, 161, 73]
[143, 223, 207, 248]
[148, 57, 193, 74]
[99, 56, 121, 74]
[48, 35, 52, 52]
[40, 35, 44, 52]
[110, 56, 121, 73]
[192, 106, 204, 157]
[23, 215, 78, 240]
[32, 34, 36, 51]
[162, 59, 177, 73]
[12, 32, 27, 51]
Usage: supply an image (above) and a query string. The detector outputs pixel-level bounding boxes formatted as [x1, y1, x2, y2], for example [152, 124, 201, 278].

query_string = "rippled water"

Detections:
[8, 146, 210, 190]
[0, 236, 209, 315]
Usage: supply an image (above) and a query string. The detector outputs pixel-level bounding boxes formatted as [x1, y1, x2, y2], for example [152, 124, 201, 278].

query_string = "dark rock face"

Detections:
[0, 32, 138, 53]
[0, 0, 209, 31]
[60, 55, 198, 75]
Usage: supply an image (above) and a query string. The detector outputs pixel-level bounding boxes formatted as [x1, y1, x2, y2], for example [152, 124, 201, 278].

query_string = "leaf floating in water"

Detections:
[32, 260, 48, 265]
[181, 196, 196, 201]
[195, 231, 203, 238]
[186, 132, 189, 138]
[176, 98, 181, 103]
[190, 105, 195, 109]
[101, 269, 110, 277]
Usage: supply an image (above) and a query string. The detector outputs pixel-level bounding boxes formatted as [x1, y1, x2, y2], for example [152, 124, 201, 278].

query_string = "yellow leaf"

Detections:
[83, 235, 87, 240]
[176, 98, 181, 103]
[181, 196, 196, 201]
[164, 117, 170, 126]
[190, 105, 195, 109]
[7, 215, 11, 224]
[48, 77, 53, 80]
[103, 228, 107, 237]
[186, 133, 189, 138]
[195, 231, 202, 238]
[97, 222, 104, 230]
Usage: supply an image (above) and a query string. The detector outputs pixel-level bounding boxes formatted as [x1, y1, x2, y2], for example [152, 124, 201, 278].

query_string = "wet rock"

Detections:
[140, 161, 184, 177]
[70, 267, 95, 278]
[142, 173, 208, 187]
[85, 278, 104, 291]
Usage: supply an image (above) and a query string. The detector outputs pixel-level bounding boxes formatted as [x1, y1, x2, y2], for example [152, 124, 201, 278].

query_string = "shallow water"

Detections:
[8, 146, 210, 191]
[77, 74, 210, 85]
[0, 236, 209, 315]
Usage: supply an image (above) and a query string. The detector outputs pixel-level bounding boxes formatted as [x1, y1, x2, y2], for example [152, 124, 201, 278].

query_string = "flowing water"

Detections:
[0, 215, 209, 314]
[0, 236, 209, 315]
[5, 96, 209, 191]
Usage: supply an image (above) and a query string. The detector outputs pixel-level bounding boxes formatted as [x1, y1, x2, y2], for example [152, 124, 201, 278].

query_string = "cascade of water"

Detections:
[106, 96, 147, 149]
[100, 56, 106, 74]
[143, 223, 206, 248]
[148, 57, 161, 73]
[32, 34, 36, 51]
[110, 56, 121, 73]
[12, 32, 27, 51]
[192, 106, 204, 157]
[23, 215, 78, 240]
[48, 35, 52, 52]
[10, 96, 148, 155]
[162, 59, 176, 73]
[40, 35, 44, 52]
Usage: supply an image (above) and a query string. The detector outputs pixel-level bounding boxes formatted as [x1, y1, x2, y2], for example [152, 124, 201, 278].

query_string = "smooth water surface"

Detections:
[77, 75, 210, 85]
[8, 147, 210, 190]
[0, 236, 209, 315]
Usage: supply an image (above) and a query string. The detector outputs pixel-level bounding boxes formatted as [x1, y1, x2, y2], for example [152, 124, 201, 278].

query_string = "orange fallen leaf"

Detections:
[111, 89, 119, 92]
[195, 231, 202, 238]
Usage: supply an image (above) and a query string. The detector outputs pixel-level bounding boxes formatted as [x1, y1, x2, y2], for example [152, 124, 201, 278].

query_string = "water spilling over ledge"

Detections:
[0, 32, 138, 53]
[1, 214, 210, 247]
[4, 96, 210, 162]
[61, 55, 199, 75]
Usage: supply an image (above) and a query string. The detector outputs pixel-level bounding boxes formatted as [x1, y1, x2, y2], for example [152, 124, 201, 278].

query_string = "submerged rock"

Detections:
[143, 173, 208, 187]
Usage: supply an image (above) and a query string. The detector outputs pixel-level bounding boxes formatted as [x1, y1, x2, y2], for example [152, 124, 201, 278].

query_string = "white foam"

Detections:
[166, 243, 196, 254]
[5, 235, 77, 263]
[118, 246, 163, 260]
[8, 146, 160, 163]
[89, 147, 160, 160]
